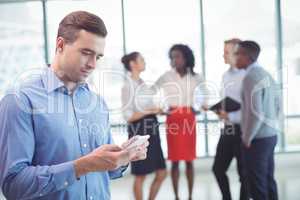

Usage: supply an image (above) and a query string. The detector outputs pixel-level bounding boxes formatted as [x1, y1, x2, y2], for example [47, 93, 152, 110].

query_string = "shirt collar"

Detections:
[41, 67, 64, 93]
[171, 68, 189, 78]
[127, 72, 143, 85]
[246, 61, 259, 73]
[42, 67, 90, 94]
[229, 66, 240, 73]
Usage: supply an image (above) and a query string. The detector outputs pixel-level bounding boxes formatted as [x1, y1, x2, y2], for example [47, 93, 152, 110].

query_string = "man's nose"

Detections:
[87, 56, 97, 69]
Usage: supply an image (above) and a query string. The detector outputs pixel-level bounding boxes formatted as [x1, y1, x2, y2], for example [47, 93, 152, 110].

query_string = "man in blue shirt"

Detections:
[0, 11, 148, 200]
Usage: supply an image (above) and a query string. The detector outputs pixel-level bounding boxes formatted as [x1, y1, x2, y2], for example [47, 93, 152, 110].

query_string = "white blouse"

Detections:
[121, 75, 157, 121]
[153, 69, 208, 108]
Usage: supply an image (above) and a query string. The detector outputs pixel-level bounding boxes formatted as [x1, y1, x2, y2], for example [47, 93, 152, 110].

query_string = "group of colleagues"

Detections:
[0, 11, 280, 200]
[121, 38, 280, 200]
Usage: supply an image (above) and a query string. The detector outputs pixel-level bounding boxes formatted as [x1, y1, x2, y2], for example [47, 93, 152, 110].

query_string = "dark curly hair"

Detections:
[168, 44, 195, 75]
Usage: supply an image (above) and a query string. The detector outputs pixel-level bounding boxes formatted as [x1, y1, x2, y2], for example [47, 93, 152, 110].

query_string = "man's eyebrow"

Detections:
[80, 48, 103, 57]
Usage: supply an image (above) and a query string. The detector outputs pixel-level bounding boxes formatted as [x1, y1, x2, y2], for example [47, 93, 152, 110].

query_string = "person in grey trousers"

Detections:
[234, 40, 280, 200]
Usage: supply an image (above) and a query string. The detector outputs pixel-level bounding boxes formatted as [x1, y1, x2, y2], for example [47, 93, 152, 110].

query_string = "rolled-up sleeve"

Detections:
[0, 94, 77, 200]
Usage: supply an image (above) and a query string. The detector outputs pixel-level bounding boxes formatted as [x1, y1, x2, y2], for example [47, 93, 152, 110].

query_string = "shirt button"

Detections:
[39, 193, 43, 196]
[64, 181, 69, 187]
[83, 144, 87, 148]
[89, 196, 93, 200]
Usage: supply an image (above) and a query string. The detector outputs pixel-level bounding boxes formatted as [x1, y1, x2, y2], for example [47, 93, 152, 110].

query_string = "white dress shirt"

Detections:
[221, 66, 246, 124]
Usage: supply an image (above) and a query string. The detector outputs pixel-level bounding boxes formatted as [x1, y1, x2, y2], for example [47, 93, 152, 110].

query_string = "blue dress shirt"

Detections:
[0, 67, 126, 200]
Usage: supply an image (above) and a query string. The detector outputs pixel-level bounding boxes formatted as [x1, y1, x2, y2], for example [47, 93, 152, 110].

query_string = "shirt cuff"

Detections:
[108, 165, 128, 180]
[227, 112, 241, 124]
[123, 110, 134, 122]
[227, 112, 235, 123]
[242, 134, 252, 147]
[48, 161, 77, 190]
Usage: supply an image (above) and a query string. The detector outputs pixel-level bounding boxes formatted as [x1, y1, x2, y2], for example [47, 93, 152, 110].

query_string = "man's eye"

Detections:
[81, 51, 91, 56]
[96, 56, 101, 61]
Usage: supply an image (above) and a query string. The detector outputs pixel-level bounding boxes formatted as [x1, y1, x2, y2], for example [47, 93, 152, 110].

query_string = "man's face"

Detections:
[223, 43, 236, 65]
[233, 45, 250, 69]
[57, 30, 105, 82]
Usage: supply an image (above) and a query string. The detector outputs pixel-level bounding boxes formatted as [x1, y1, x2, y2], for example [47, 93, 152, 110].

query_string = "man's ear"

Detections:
[56, 37, 65, 53]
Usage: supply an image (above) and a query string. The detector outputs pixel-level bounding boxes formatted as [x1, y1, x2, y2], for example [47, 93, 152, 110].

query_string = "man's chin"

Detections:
[75, 76, 88, 83]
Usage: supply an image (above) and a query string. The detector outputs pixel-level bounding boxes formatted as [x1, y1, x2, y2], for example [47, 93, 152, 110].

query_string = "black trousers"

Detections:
[242, 136, 278, 200]
[212, 124, 249, 200]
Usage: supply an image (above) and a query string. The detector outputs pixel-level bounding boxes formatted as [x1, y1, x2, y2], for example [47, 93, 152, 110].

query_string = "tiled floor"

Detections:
[111, 168, 300, 200]
[1, 154, 299, 200]
[111, 154, 300, 200]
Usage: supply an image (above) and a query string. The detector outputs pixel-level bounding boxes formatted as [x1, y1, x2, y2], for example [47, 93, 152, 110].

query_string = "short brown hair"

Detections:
[57, 11, 107, 44]
[224, 38, 242, 45]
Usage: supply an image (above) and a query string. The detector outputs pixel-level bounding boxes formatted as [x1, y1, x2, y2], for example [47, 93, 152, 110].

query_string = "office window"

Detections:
[0, 2, 45, 97]
[282, 0, 300, 149]
[47, 0, 125, 124]
[124, 0, 203, 83]
[124, 0, 207, 156]
[282, 0, 300, 115]
[202, 0, 278, 154]
[285, 118, 300, 150]
[203, 0, 278, 89]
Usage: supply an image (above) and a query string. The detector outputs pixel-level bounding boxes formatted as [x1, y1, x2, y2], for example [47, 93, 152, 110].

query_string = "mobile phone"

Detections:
[125, 135, 150, 150]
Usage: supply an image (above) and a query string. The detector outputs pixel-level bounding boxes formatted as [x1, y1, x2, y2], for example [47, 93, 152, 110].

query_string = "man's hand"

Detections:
[121, 136, 149, 161]
[244, 142, 251, 149]
[201, 105, 209, 111]
[74, 144, 130, 178]
[146, 107, 163, 115]
[128, 141, 149, 162]
[218, 110, 229, 121]
[74, 140, 149, 178]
